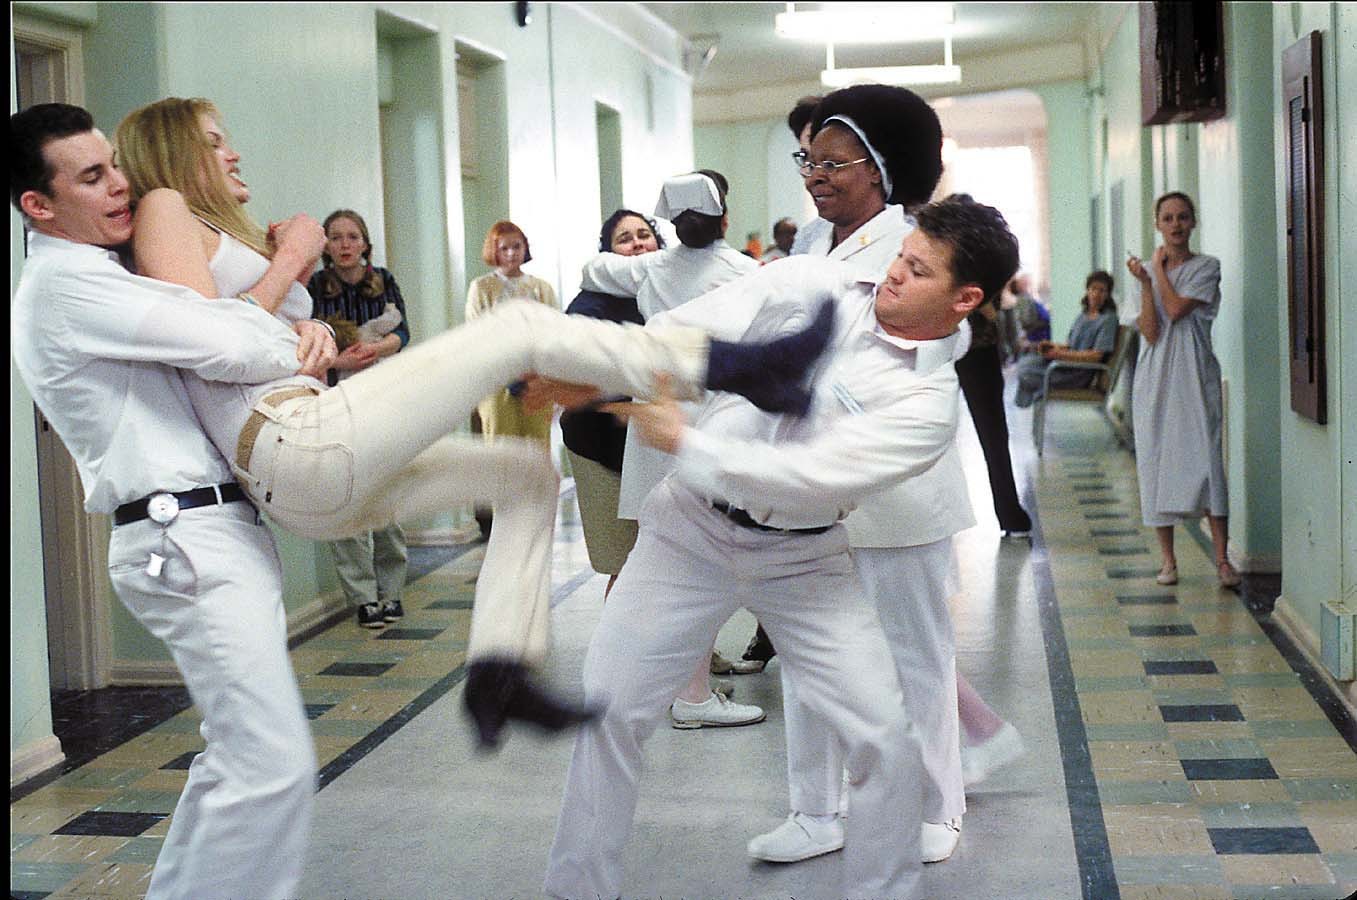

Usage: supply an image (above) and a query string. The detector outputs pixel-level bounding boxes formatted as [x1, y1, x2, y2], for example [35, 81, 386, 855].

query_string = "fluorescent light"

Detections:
[820, 65, 962, 88]
[775, 3, 953, 44]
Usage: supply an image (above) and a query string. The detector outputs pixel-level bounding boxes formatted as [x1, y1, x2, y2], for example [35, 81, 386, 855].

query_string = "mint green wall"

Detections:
[10, 32, 56, 758]
[1197, 2, 1281, 571]
[1032, 81, 1093, 340]
[1273, 3, 1354, 640]
[693, 118, 771, 256]
[1338, 3, 1357, 617]
[1099, 6, 1154, 324]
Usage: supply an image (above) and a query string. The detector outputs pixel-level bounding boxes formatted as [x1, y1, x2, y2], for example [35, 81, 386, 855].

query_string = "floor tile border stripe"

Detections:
[1025, 474, 1121, 900]
[1181, 521, 1357, 751]
[316, 663, 467, 791]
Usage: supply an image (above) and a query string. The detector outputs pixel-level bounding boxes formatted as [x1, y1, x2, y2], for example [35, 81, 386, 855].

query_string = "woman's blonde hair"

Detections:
[114, 97, 269, 256]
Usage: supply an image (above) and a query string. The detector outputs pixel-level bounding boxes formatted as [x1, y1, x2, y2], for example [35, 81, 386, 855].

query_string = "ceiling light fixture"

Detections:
[774, 2, 954, 44]
[818, 32, 961, 89]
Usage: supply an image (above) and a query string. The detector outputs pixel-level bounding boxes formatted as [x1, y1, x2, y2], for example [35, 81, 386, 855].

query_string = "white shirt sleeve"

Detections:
[651, 257, 838, 342]
[580, 251, 656, 298]
[672, 365, 961, 526]
[50, 262, 303, 385]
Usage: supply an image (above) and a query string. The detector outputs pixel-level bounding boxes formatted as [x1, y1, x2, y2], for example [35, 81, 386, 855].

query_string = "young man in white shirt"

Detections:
[10, 103, 334, 900]
[540, 194, 1020, 900]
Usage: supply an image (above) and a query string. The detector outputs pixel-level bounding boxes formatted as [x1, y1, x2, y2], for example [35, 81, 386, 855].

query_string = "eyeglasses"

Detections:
[797, 156, 870, 177]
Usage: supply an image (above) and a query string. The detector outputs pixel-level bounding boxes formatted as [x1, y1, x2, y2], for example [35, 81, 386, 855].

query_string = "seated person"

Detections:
[1014, 270, 1118, 407]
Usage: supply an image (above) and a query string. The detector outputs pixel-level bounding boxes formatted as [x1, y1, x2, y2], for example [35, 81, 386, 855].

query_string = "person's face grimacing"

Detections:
[1155, 197, 1195, 249]
[19, 129, 133, 248]
[610, 215, 659, 256]
[199, 113, 249, 204]
[326, 217, 368, 270]
[803, 125, 884, 229]
[496, 235, 527, 274]
[874, 229, 982, 341]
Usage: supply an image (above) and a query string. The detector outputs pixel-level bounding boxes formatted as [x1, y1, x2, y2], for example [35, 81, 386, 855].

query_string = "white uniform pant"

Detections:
[784, 539, 964, 824]
[544, 481, 924, 900]
[234, 300, 708, 665]
[106, 503, 314, 900]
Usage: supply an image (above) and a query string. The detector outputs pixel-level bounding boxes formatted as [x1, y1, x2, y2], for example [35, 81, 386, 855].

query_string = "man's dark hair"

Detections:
[786, 95, 822, 139]
[10, 103, 95, 211]
[809, 84, 943, 208]
[599, 207, 666, 252]
[673, 169, 729, 248]
[913, 193, 1020, 305]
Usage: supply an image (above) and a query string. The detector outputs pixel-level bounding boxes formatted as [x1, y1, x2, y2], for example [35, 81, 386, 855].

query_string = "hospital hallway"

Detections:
[11, 386, 1357, 900]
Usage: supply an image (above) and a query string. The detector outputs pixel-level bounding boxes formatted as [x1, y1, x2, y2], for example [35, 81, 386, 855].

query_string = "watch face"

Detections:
[147, 493, 180, 525]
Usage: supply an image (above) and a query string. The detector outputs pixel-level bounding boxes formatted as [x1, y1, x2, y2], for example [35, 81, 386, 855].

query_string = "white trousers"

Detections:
[107, 503, 314, 900]
[235, 300, 708, 665]
[545, 481, 924, 900]
[785, 539, 964, 824]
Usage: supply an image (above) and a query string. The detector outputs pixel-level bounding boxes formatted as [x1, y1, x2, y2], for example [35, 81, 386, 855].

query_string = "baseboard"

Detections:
[109, 593, 349, 686]
[1273, 594, 1357, 711]
[1230, 542, 1281, 573]
[11, 735, 65, 788]
[286, 591, 350, 640]
[109, 659, 185, 685]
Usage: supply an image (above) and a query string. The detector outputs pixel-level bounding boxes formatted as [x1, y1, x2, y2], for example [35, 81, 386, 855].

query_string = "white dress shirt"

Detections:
[653, 256, 966, 531]
[580, 240, 758, 320]
[11, 232, 304, 513]
[795, 203, 976, 547]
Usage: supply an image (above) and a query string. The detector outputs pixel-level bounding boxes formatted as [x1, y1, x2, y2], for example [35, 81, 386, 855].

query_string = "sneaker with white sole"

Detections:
[747, 812, 844, 863]
[921, 817, 962, 863]
[961, 722, 1026, 788]
[670, 692, 765, 729]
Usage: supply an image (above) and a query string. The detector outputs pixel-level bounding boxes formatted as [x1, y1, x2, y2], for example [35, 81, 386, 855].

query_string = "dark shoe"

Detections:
[706, 299, 835, 415]
[463, 658, 601, 750]
[742, 624, 777, 664]
[357, 602, 386, 629]
[380, 600, 404, 622]
[474, 506, 493, 542]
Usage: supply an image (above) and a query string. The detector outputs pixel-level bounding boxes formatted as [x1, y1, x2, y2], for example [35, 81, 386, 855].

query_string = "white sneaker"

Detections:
[961, 722, 1026, 788]
[670, 692, 765, 729]
[747, 812, 844, 863]
[921, 817, 962, 863]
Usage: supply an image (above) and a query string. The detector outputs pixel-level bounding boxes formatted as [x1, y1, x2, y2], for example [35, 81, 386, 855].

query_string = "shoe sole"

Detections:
[728, 661, 767, 674]
[382, 616, 403, 622]
[360, 622, 386, 629]
[671, 712, 767, 730]
[749, 841, 844, 863]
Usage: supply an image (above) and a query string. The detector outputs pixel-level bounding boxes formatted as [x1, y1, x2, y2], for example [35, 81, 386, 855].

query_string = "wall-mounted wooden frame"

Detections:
[1139, 1, 1227, 125]
[1282, 31, 1326, 424]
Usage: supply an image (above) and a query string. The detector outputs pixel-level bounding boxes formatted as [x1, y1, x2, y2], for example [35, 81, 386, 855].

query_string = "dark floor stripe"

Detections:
[1159, 704, 1245, 722]
[550, 566, 597, 609]
[1143, 659, 1217, 675]
[1116, 594, 1178, 605]
[317, 664, 466, 791]
[1023, 468, 1120, 899]
[1180, 757, 1278, 780]
[1206, 826, 1319, 854]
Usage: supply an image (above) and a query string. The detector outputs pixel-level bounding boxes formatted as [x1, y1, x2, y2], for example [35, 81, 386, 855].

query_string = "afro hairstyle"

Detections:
[809, 84, 943, 208]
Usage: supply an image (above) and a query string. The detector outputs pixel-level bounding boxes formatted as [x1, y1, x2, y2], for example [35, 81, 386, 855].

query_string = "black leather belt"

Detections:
[711, 502, 833, 535]
[114, 483, 249, 526]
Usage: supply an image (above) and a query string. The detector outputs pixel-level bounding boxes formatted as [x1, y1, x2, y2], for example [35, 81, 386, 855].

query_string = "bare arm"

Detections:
[131, 189, 219, 297]
[1127, 254, 1159, 345]
[1150, 247, 1206, 323]
[131, 188, 323, 314]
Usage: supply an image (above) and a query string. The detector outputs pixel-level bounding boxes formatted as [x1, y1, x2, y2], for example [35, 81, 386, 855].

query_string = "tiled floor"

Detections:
[10, 394, 1357, 899]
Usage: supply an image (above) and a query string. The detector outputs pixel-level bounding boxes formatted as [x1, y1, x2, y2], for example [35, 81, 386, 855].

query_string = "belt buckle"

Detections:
[146, 492, 180, 525]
